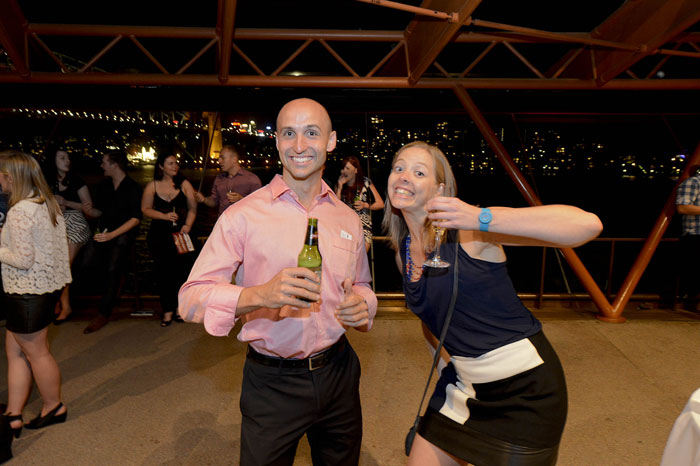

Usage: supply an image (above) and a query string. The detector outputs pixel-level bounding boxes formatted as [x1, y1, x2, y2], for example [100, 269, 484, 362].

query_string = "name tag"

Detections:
[340, 230, 353, 241]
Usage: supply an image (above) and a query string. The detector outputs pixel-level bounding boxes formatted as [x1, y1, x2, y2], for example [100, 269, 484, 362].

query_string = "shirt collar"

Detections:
[270, 174, 337, 205]
[218, 168, 243, 179]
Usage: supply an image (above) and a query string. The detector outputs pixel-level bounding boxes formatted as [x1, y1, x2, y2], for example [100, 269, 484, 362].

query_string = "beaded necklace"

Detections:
[405, 234, 423, 281]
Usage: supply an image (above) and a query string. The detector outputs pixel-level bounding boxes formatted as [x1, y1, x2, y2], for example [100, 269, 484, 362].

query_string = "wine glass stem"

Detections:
[434, 231, 442, 260]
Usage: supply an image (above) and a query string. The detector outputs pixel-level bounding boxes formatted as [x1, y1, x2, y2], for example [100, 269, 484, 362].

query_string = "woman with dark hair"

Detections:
[141, 149, 197, 326]
[335, 156, 384, 252]
[42, 149, 98, 324]
[0, 151, 71, 459]
[383, 141, 603, 466]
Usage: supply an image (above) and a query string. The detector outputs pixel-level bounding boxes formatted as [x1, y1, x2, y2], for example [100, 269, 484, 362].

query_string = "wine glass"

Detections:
[423, 183, 450, 268]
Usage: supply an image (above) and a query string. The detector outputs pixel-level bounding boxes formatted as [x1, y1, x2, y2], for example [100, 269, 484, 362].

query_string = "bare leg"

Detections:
[408, 433, 470, 466]
[9, 328, 66, 418]
[56, 242, 84, 320]
[5, 330, 32, 429]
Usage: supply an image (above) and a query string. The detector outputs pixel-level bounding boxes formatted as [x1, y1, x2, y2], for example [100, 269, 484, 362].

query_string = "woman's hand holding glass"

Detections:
[426, 196, 481, 232]
[423, 183, 450, 268]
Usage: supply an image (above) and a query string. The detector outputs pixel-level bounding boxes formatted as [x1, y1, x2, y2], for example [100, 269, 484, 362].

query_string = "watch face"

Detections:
[479, 210, 492, 223]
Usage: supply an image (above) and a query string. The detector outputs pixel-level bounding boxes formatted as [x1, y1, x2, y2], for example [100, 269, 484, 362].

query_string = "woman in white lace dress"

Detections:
[0, 151, 71, 440]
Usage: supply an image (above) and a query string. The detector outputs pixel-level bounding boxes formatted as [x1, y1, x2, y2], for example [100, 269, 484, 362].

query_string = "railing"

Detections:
[79, 235, 683, 311]
[369, 236, 682, 309]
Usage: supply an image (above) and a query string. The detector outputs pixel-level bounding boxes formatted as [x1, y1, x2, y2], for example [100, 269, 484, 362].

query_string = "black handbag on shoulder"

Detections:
[405, 240, 459, 456]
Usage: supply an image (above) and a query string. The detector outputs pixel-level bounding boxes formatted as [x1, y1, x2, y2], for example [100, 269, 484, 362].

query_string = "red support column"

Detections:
[607, 139, 700, 320]
[452, 85, 618, 320]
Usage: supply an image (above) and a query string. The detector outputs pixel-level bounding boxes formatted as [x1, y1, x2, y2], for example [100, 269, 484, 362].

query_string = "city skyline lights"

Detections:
[0, 107, 696, 181]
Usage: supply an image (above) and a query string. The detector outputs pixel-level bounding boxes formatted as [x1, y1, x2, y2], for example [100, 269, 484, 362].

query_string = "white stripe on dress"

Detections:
[438, 337, 544, 424]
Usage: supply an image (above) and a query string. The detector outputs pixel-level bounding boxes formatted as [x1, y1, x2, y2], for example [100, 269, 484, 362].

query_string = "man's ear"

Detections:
[327, 131, 337, 152]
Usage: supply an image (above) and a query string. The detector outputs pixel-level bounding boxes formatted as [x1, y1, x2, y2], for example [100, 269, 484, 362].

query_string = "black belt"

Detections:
[246, 335, 347, 371]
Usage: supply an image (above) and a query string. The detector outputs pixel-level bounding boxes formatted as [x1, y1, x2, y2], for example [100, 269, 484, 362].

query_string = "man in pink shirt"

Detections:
[179, 98, 377, 465]
[194, 144, 262, 217]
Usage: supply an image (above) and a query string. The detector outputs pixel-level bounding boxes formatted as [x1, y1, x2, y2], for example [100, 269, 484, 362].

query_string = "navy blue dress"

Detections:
[401, 230, 567, 465]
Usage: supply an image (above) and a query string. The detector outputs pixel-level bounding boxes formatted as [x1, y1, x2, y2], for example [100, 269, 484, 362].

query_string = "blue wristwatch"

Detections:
[478, 207, 492, 232]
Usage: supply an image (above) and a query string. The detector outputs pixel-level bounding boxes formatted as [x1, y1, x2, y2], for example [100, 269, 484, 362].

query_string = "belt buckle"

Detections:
[308, 353, 324, 371]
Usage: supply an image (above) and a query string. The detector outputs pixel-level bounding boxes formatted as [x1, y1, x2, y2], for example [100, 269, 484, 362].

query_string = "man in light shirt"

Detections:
[179, 98, 377, 465]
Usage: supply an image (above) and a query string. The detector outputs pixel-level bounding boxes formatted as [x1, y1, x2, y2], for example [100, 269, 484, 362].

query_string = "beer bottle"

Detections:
[297, 218, 322, 302]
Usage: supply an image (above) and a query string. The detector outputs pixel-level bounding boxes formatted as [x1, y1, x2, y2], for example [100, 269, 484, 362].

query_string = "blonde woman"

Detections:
[384, 141, 602, 466]
[0, 151, 71, 446]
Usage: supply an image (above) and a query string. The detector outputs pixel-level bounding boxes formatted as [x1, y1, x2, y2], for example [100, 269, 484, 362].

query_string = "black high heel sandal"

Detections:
[0, 413, 20, 463]
[24, 403, 67, 430]
[4, 415, 21, 439]
[160, 314, 173, 327]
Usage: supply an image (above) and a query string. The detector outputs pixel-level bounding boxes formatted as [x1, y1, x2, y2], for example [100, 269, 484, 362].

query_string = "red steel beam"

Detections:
[0, 73, 699, 90]
[0, 0, 29, 77]
[218, 0, 237, 83]
[22, 23, 700, 48]
[355, 0, 459, 22]
[403, 0, 481, 85]
[78, 35, 122, 73]
[469, 18, 643, 52]
[554, 0, 700, 84]
[129, 36, 169, 74]
[22, 24, 580, 44]
[606, 138, 700, 321]
[452, 85, 618, 320]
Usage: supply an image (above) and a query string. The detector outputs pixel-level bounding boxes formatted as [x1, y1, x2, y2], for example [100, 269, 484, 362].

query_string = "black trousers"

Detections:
[679, 234, 700, 306]
[239, 340, 362, 466]
[75, 234, 134, 318]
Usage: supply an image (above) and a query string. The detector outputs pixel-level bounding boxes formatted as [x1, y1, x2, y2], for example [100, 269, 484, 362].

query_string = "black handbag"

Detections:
[405, 240, 460, 456]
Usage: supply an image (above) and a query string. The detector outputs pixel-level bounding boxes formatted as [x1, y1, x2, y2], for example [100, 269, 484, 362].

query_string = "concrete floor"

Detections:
[1, 302, 699, 465]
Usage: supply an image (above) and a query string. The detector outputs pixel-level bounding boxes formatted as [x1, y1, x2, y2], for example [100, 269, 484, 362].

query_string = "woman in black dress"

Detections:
[141, 150, 197, 326]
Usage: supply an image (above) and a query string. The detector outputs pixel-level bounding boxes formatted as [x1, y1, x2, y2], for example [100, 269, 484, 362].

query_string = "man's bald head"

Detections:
[276, 98, 333, 134]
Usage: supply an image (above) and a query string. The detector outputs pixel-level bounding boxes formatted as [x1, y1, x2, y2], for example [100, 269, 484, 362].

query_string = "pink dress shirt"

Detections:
[179, 174, 377, 359]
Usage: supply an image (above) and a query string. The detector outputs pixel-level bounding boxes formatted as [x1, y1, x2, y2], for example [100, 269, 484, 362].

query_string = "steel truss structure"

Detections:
[1, 0, 700, 321]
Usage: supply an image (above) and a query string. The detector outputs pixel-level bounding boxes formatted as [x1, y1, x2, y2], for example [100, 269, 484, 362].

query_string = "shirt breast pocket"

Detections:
[327, 238, 358, 287]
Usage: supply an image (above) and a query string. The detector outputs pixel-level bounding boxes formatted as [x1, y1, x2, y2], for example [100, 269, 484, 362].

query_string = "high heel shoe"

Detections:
[0, 414, 17, 463]
[4, 415, 21, 439]
[54, 311, 73, 325]
[24, 403, 67, 430]
[173, 314, 184, 323]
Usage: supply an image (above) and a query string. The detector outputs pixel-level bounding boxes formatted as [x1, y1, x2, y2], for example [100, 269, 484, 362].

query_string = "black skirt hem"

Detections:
[418, 408, 560, 466]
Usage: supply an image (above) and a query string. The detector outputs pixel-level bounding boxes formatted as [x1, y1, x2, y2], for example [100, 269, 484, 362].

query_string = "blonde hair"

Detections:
[382, 141, 457, 251]
[0, 150, 62, 226]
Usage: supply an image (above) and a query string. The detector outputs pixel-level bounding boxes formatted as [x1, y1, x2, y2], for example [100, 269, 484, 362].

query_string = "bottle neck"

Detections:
[305, 221, 318, 246]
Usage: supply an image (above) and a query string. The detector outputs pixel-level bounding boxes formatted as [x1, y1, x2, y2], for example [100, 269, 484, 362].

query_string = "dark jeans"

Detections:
[239, 340, 363, 466]
[75, 234, 134, 318]
[678, 234, 700, 306]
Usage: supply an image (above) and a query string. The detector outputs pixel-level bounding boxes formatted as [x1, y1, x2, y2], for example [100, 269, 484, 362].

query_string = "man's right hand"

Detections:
[194, 191, 205, 203]
[239, 267, 321, 313]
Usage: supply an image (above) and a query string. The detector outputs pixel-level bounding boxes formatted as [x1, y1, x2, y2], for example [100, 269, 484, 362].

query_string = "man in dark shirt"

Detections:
[78, 151, 142, 333]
